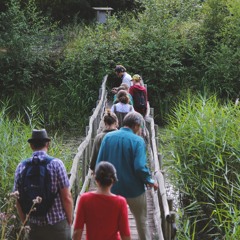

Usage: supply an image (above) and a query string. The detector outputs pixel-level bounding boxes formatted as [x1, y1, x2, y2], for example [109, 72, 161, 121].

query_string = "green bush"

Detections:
[0, 0, 57, 94]
[0, 0, 91, 130]
[2, 0, 240, 129]
[162, 92, 240, 238]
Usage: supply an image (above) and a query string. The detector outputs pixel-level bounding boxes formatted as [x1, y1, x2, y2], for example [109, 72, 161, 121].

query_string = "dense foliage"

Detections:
[1, 0, 240, 238]
[0, 0, 142, 23]
[0, 0, 101, 131]
[162, 94, 240, 239]
[59, 0, 240, 124]
[1, 0, 240, 129]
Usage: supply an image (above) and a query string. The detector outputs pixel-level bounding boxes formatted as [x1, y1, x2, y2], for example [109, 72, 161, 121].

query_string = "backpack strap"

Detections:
[44, 155, 55, 163]
[23, 155, 54, 165]
[22, 157, 32, 165]
[44, 156, 59, 196]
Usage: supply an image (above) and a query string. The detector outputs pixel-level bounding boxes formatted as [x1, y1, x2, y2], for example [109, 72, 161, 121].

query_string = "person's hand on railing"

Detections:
[146, 181, 158, 191]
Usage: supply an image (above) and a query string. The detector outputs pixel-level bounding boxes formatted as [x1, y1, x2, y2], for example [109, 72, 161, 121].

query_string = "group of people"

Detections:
[86, 111, 158, 240]
[111, 65, 148, 126]
[13, 64, 158, 240]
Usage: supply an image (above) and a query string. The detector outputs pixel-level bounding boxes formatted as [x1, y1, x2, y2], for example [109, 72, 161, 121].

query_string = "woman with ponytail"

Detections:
[89, 110, 118, 171]
[73, 162, 131, 240]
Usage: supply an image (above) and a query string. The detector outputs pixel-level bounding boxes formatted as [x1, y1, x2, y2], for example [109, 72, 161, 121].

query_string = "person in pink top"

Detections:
[129, 74, 148, 117]
[72, 162, 131, 240]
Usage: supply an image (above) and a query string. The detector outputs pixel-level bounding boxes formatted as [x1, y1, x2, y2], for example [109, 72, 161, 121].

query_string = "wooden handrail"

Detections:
[69, 75, 108, 190]
[145, 107, 176, 239]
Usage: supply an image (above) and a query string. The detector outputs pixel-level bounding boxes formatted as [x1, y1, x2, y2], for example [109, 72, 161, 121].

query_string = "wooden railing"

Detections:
[145, 114, 177, 240]
[69, 75, 177, 240]
[69, 75, 108, 200]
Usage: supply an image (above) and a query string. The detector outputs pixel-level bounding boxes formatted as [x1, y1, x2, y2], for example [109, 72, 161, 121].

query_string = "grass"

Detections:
[161, 92, 240, 239]
[0, 103, 74, 239]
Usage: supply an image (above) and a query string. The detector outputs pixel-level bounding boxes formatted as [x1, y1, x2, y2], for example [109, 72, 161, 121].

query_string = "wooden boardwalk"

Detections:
[70, 75, 176, 240]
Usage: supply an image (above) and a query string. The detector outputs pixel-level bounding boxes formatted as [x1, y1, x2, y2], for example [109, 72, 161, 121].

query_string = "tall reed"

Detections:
[0, 103, 73, 239]
[162, 92, 240, 238]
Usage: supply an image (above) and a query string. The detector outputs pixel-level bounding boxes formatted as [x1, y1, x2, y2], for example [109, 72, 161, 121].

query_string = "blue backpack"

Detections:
[17, 155, 57, 216]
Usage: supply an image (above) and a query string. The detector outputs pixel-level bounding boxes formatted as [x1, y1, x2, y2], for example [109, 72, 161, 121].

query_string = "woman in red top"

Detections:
[73, 162, 131, 240]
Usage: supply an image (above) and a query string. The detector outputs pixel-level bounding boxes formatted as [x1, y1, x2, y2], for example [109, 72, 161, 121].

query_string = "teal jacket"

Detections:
[96, 127, 154, 198]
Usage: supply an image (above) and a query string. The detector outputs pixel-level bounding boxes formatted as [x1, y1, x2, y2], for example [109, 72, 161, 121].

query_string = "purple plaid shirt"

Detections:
[14, 151, 70, 225]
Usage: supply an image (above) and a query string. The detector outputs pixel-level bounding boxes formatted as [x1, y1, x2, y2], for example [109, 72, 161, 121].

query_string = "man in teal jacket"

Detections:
[96, 111, 158, 240]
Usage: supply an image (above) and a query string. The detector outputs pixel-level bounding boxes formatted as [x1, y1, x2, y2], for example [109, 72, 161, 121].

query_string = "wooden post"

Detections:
[81, 155, 85, 185]
[150, 107, 154, 117]
[155, 125, 159, 160]
[98, 87, 102, 99]
[86, 125, 89, 137]
[170, 212, 177, 239]
[81, 126, 89, 182]
[167, 198, 173, 240]
[154, 124, 159, 144]
[93, 118, 98, 137]
[157, 176, 169, 239]
[83, 147, 89, 184]
[158, 153, 162, 170]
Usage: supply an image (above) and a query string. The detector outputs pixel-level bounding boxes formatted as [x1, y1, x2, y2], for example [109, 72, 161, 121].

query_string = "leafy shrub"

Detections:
[0, 0, 57, 95]
[203, 45, 240, 98]
[2, 0, 240, 129]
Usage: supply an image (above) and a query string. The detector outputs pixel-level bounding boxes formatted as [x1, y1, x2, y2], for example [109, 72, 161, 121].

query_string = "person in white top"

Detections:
[114, 65, 132, 88]
[111, 90, 134, 128]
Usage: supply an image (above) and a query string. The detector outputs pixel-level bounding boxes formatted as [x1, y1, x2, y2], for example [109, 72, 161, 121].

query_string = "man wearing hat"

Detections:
[14, 129, 73, 240]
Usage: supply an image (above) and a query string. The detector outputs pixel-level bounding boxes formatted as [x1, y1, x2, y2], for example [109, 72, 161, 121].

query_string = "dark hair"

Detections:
[115, 65, 126, 73]
[117, 90, 129, 104]
[95, 162, 118, 187]
[104, 109, 118, 125]
[123, 111, 143, 128]
[30, 140, 49, 149]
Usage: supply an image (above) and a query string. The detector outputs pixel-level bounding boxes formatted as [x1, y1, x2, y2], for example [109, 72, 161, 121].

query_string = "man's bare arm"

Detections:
[59, 187, 73, 225]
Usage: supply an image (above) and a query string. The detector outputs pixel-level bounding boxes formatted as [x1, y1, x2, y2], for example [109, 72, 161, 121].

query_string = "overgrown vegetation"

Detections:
[0, 99, 75, 239]
[0, 0, 101, 131]
[0, 102, 72, 199]
[1, 0, 240, 237]
[162, 93, 240, 239]
[1, 0, 240, 128]
[0, 0, 142, 23]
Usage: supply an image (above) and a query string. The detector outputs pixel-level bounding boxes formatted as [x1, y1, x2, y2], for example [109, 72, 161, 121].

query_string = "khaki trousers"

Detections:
[29, 219, 71, 240]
